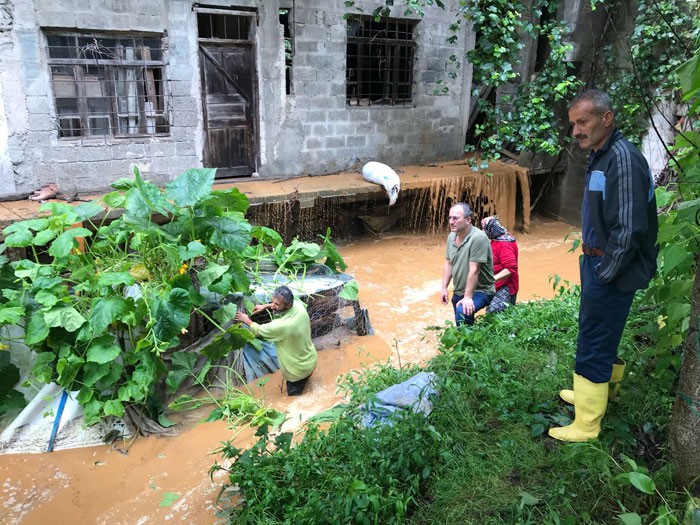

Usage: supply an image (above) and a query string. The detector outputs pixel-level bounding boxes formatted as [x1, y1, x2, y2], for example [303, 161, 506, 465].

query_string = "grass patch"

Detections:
[211, 289, 684, 524]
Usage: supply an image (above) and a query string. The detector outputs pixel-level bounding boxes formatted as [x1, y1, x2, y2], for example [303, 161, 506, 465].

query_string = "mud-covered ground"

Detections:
[0, 216, 580, 525]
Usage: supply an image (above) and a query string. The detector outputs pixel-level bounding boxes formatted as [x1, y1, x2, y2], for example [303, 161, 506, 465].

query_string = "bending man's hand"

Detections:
[440, 288, 449, 305]
[457, 296, 475, 315]
[235, 311, 251, 325]
[251, 304, 268, 316]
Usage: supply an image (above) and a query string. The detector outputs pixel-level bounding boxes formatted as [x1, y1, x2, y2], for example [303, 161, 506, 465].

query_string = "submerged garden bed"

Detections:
[0, 168, 363, 443]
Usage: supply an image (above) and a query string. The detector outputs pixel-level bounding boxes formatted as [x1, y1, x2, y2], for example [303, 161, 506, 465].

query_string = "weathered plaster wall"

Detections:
[256, 1, 472, 178]
[0, 0, 472, 197]
[0, 0, 200, 196]
[0, 0, 15, 194]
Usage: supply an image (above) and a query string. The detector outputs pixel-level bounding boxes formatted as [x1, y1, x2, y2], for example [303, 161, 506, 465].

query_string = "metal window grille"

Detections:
[46, 33, 170, 139]
[346, 16, 417, 106]
[196, 12, 253, 40]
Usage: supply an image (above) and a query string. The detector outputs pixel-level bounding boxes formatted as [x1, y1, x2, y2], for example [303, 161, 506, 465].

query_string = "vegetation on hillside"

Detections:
[212, 288, 686, 524]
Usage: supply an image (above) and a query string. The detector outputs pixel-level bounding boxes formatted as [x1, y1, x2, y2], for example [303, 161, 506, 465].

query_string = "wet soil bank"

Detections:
[0, 216, 580, 525]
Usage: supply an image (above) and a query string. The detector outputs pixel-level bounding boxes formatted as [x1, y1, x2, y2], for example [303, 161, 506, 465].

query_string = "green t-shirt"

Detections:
[445, 227, 496, 296]
[250, 300, 318, 382]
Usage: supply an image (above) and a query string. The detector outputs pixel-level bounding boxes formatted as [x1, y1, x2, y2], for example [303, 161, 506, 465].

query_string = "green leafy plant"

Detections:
[242, 227, 347, 277]
[0, 350, 25, 419]
[211, 413, 445, 524]
[0, 168, 261, 427]
[641, 50, 700, 381]
[166, 357, 285, 430]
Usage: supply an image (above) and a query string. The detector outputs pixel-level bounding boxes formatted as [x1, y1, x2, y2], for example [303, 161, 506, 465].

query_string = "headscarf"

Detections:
[481, 215, 515, 242]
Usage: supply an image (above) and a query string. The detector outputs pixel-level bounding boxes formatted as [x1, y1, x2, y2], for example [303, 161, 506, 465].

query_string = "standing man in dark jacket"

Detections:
[549, 89, 658, 442]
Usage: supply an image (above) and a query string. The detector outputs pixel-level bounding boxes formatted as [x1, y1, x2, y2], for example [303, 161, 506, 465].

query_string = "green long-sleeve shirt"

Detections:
[250, 300, 317, 382]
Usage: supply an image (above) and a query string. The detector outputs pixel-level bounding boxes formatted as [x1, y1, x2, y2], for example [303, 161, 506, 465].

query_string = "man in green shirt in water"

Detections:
[235, 285, 318, 395]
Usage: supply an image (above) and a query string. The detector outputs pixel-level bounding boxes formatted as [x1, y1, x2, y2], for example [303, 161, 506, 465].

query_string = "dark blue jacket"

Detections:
[581, 129, 658, 292]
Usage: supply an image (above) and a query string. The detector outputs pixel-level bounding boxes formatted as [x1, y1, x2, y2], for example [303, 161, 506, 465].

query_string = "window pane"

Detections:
[47, 31, 170, 138]
[197, 13, 252, 40]
[58, 117, 82, 137]
[88, 116, 111, 135]
[51, 66, 77, 98]
[55, 98, 79, 114]
[142, 38, 162, 61]
[47, 35, 76, 59]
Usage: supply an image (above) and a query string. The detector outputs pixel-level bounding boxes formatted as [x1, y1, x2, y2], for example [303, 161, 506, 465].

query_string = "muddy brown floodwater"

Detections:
[0, 216, 580, 525]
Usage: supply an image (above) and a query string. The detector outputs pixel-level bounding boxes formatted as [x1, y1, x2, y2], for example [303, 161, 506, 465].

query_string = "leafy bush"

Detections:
[212, 414, 446, 525]
[210, 288, 683, 524]
[0, 167, 345, 428]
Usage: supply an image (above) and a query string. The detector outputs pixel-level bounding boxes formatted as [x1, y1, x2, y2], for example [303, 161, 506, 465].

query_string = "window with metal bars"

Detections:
[196, 12, 253, 40]
[46, 33, 169, 139]
[346, 16, 417, 106]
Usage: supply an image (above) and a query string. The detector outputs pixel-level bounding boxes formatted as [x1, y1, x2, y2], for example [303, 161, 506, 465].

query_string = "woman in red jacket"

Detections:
[481, 216, 519, 313]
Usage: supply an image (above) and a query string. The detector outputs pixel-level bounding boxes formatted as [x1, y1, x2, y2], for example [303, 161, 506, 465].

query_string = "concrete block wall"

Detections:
[0, 0, 473, 197]
[0, 0, 201, 197]
[258, 1, 473, 178]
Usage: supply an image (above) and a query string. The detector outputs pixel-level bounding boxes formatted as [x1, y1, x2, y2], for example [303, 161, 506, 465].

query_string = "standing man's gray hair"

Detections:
[273, 285, 294, 307]
[568, 89, 613, 116]
[453, 202, 472, 219]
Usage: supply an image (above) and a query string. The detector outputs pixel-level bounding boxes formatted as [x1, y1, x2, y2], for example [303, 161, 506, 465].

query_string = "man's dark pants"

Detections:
[287, 376, 310, 396]
[451, 291, 492, 326]
[576, 255, 635, 383]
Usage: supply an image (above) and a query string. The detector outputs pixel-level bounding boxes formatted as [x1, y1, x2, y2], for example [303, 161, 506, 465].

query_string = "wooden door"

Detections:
[199, 43, 256, 178]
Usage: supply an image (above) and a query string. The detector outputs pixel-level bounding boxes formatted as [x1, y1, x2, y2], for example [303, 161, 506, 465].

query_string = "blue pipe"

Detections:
[47, 389, 68, 452]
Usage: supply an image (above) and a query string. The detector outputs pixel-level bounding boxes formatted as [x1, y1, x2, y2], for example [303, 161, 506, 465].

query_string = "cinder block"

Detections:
[294, 40, 319, 53]
[175, 141, 196, 157]
[25, 96, 51, 115]
[304, 110, 328, 123]
[346, 135, 366, 148]
[304, 137, 322, 150]
[79, 145, 114, 162]
[325, 136, 345, 148]
[149, 142, 178, 158]
[27, 113, 53, 132]
[111, 143, 146, 160]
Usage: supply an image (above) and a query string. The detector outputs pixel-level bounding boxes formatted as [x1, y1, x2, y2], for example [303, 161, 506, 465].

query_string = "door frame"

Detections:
[195, 7, 259, 177]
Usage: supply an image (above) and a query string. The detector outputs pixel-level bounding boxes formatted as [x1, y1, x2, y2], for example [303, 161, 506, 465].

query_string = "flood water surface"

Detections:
[0, 217, 580, 525]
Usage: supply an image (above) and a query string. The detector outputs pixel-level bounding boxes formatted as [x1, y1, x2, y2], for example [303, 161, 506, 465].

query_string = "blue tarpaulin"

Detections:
[240, 340, 280, 383]
[361, 371, 439, 427]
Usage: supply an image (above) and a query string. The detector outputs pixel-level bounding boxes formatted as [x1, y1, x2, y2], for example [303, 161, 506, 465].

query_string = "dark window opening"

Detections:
[197, 12, 252, 40]
[465, 86, 496, 148]
[346, 16, 417, 106]
[533, 6, 555, 73]
[279, 8, 293, 95]
[46, 33, 169, 139]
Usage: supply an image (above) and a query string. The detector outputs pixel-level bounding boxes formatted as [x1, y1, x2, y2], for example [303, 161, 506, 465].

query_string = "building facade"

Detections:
[0, 0, 473, 198]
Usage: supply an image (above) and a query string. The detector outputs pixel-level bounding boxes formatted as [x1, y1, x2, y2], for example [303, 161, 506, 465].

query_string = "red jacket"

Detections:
[491, 240, 519, 296]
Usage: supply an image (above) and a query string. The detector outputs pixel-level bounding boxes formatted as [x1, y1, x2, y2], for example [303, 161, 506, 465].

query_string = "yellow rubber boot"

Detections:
[548, 374, 608, 442]
[608, 358, 625, 401]
[559, 373, 575, 405]
[559, 358, 625, 405]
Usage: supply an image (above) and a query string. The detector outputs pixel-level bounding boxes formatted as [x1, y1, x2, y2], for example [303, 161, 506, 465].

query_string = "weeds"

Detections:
[212, 414, 445, 524]
[210, 289, 684, 524]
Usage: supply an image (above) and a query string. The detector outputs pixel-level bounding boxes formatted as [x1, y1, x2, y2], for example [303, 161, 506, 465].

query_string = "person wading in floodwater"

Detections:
[235, 285, 317, 396]
[548, 89, 658, 442]
[440, 202, 495, 326]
